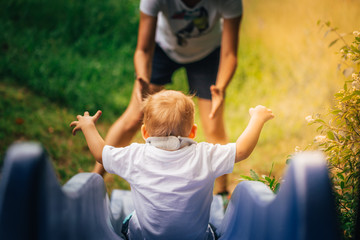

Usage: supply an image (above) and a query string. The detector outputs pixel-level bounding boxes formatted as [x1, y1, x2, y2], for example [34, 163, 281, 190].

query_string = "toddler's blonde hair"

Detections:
[142, 90, 195, 137]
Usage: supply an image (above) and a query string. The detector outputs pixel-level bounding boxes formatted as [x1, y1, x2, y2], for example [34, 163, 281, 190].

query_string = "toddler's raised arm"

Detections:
[235, 105, 274, 163]
[70, 110, 105, 164]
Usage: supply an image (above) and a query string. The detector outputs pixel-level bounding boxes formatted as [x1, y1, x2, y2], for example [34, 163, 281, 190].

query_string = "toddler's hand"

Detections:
[70, 110, 102, 136]
[249, 105, 274, 123]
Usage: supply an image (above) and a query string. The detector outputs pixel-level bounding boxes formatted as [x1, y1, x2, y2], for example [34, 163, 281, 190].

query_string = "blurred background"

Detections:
[1, 0, 359, 192]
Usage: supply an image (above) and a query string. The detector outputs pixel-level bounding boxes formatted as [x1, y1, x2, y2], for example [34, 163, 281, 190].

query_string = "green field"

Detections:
[1, 0, 359, 193]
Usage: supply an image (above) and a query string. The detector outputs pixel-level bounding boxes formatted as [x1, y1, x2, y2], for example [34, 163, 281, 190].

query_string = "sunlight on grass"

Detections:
[222, 0, 360, 185]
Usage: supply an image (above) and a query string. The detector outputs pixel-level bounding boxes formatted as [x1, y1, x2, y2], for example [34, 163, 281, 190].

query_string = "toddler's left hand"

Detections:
[249, 105, 274, 123]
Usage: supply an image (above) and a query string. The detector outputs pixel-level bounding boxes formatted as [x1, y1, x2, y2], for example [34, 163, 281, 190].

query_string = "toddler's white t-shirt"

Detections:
[103, 140, 235, 240]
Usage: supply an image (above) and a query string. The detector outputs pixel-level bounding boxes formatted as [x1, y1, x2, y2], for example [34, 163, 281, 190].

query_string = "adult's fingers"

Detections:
[137, 77, 150, 101]
[208, 100, 221, 119]
[210, 85, 218, 95]
[135, 79, 143, 103]
[209, 109, 215, 119]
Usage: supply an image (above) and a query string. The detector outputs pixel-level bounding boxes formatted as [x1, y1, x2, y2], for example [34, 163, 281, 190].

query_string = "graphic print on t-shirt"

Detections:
[171, 7, 209, 46]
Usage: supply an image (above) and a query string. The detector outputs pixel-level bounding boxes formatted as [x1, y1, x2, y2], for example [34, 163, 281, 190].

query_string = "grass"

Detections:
[0, 0, 139, 121]
[1, 0, 360, 194]
[222, 0, 360, 190]
[0, 80, 130, 191]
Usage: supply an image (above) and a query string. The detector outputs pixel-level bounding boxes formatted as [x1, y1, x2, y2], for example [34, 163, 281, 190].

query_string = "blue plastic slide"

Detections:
[0, 142, 341, 239]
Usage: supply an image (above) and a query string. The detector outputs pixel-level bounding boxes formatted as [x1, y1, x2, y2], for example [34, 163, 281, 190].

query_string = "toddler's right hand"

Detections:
[70, 110, 102, 136]
[249, 105, 274, 123]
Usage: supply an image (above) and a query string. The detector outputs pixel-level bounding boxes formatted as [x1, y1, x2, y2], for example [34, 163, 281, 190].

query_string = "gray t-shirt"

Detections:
[140, 0, 243, 63]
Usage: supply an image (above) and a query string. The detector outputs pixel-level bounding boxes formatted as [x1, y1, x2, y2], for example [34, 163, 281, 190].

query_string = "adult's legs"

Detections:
[184, 47, 228, 194]
[197, 98, 229, 194]
[92, 80, 163, 175]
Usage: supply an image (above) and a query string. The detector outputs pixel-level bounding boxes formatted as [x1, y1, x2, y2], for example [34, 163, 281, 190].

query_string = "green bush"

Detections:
[306, 23, 360, 239]
[239, 23, 360, 239]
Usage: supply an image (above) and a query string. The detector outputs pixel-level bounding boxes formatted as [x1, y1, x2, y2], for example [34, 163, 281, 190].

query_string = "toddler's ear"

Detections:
[188, 124, 197, 139]
[141, 125, 150, 140]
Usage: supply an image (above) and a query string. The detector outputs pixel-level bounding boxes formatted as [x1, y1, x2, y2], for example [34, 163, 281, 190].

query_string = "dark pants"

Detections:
[150, 44, 221, 100]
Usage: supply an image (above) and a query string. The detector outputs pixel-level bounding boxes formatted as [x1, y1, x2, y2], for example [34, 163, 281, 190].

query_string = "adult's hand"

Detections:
[135, 77, 150, 103]
[209, 85, 225, 119]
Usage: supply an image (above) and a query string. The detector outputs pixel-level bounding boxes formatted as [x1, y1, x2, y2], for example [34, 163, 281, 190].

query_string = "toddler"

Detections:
[70, 90, 274, 240]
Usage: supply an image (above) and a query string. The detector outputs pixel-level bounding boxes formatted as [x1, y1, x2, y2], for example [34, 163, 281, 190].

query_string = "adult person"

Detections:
[93, 0, 242, 196]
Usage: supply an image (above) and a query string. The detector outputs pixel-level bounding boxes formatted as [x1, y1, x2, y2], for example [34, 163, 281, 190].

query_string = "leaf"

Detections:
[340, 181, 345, 189]
[269, 179, 275, 188]
[337, 173, 345, 180]
[314, 118, 325, 124]
[250, 169, 259, 181]
[239, 175, 253, 181]
[351, 45, 359, 52]
[274, 183, 281, 193]
[265, 176, 272, 183]
[335, 92, 344, 98]
[269, 162, 275, 177]
[327, 131, 335, 140]
[346, 172, 357, 184]
[331, 109, 342, 115]
[329, 38, 339, 48]
[316, 125, 323, 131]
[342, 92, 357, 101]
